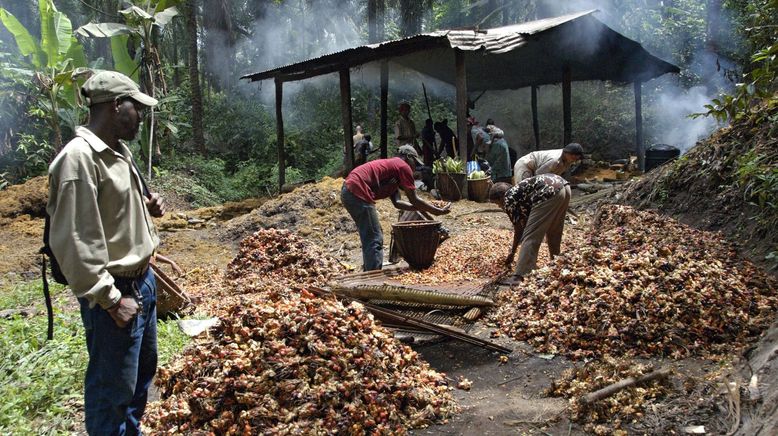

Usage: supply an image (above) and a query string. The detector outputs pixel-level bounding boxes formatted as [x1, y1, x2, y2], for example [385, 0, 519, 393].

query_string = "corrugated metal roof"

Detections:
[242, 10, 679, 89]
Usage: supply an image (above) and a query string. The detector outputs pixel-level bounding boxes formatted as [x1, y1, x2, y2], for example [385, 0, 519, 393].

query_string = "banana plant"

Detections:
[76, 0, 181, 178]
[0, 0, 88, 151]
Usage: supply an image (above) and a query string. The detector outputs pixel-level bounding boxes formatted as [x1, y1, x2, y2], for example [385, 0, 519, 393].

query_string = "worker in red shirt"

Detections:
[341, 145, 451, 270]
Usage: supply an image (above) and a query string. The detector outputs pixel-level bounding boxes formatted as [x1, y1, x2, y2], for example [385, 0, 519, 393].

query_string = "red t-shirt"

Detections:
[344, 157, 416, 203]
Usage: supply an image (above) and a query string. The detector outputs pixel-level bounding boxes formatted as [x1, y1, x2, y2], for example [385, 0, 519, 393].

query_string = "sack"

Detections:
[41, 214, 68, 285]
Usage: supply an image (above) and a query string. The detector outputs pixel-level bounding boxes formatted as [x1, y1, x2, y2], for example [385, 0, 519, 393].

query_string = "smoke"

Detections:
[527, 0, 739, 153]
[227, 0, 364, 99]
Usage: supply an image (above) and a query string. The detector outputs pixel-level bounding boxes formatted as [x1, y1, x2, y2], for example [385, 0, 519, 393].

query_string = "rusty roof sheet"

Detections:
[242, 10, 679, 89]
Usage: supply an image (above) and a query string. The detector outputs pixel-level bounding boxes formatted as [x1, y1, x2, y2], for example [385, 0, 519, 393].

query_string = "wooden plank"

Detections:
[340, 69, 354, 173]
[275, 77, 285, 190]
[309, 286, 511, 354]
[531, 85, 540, 150]
[634, 80, 644, 171]
[380, 61, 389, 158]
[455, 49, 468, 161]
[562, 66, 572, 145]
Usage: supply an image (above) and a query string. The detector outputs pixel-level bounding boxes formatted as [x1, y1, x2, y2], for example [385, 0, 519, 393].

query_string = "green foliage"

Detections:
[735, 149, 778, 226]
[0, 278, 189, 434]
[0, 0, 87, 154]
[699, 0, 778, 122]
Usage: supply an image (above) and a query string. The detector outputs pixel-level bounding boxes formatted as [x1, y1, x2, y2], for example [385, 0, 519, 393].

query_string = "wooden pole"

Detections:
[455, 49, 468, 162]
[380, 61, 388, 158]
[634, 80, 644, 172]
[562, 66, 572, 145]
[531, 85, 540, 150]
[275, 77, 285, 191]
[579, 367, 671, 406]
[340, 69, 355, 173]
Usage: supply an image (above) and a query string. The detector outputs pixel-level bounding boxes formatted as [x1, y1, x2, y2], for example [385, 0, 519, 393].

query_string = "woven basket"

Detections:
[152, 264, 193, 317]
[468, 177, 491, 202]
[436, 173, 467, 201]
[391, 220, 441, 269]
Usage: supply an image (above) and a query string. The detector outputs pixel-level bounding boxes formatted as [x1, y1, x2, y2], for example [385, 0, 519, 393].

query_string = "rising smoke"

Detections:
[230, 0, 738, 154]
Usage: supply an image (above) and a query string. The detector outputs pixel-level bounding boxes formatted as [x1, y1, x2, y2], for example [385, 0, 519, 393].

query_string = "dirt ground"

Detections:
[1, 174, 775, 434]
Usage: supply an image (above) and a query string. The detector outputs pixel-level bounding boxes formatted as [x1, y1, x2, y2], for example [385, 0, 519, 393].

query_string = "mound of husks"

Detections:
[548, 356, 672, 435]
[145, 229, 457, 434]
[490, 205, 778, 359]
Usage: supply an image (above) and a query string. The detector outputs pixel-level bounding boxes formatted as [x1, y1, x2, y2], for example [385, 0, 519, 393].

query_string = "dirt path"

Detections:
[1, 177, 773, 434]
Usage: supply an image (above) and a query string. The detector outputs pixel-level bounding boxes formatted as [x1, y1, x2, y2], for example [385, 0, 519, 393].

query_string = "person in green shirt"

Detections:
[485, 126, 512, 183]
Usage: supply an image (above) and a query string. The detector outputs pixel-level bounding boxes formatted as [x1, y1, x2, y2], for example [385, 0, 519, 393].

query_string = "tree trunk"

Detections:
[185, 0, 206, 154]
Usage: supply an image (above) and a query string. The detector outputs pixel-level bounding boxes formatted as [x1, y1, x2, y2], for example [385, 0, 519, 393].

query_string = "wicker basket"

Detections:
[468, 177, 491, 202]
[152, 264, 194, 317]
[391, 220, 442, 269]
[436, 172, 467, 201]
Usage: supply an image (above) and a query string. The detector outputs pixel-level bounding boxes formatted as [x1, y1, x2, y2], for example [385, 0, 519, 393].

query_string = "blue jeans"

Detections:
[341, 185, 384, 271]
[79, 268, 157, 436]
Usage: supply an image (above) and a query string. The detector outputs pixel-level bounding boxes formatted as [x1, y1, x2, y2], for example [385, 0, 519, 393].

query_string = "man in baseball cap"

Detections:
[47, 69, 164, 434]
[81, 70, 158, 107]
[341, 145, 450, 271]
[398, 144, 424, 165]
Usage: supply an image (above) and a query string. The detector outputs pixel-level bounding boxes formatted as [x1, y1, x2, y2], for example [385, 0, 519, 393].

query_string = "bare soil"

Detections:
[1, 167, 775, 434]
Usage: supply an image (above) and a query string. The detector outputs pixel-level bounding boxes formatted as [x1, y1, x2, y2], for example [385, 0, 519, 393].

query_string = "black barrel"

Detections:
[645, 144, 680, 172]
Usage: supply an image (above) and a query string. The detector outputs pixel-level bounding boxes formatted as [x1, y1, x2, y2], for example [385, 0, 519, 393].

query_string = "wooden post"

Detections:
[340, 69, 354, 173]
[455, 49, 468, 162]
[531, 85, 540, 150]
[380, 61, 388, 159]
[635, 80, 644, 172]
[562, 67, 572, 145]
[275, 77, 285, 191]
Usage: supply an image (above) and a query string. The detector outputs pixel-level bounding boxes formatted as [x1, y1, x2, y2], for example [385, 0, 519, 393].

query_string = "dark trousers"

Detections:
[79, 268, 157, 435]
[341, 185, 384, 271]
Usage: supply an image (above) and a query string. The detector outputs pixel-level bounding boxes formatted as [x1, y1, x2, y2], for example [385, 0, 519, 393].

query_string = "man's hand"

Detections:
[433, 202, 451, 216]
[106, 297, 139, 328]
[145, 192, 166, 217]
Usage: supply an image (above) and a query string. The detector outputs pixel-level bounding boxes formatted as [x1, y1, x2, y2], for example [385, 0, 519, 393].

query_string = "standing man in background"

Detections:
[47, 70, 165, 435]
[394, 101, 419, 151]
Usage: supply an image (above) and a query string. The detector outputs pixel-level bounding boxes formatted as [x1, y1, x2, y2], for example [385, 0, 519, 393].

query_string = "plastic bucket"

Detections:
[391, 220, 442, 269]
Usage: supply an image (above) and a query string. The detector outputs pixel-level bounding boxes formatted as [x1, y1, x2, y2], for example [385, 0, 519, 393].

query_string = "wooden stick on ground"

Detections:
[578, 367, 672, 406]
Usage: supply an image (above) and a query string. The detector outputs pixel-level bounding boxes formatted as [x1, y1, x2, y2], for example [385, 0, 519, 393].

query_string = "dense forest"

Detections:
[0, 0, 774, 204]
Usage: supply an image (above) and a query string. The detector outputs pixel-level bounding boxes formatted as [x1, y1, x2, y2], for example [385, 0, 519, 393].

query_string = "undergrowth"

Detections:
[0, 279, 190, 434]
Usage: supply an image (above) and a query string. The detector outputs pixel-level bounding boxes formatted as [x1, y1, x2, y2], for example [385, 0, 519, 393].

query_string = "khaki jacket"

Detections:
[47, 126, 159, 309]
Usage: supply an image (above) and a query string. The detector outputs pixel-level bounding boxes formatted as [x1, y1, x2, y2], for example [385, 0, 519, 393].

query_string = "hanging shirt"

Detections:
[344, 157, 416, 204]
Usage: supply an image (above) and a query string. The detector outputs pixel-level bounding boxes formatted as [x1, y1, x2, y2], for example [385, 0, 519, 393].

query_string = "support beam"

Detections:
[531, 85, 540, 150]
[634, 81, 644, 172]
[275, 77, 285, 191]
[380, 61, 388, 159]
[455, 50, 468, 162]
[562, 66, 572, 145]
[340, 69, 354, 173]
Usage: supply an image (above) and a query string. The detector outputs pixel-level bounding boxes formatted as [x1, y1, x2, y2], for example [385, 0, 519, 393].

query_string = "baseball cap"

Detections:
[81, 71, 158, 107]
[398, 145, 423, 165]
[563, 143, 584, 156]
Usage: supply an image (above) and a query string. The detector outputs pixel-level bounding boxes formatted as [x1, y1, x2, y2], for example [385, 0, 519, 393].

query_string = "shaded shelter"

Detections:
[242, 10, 679, 189]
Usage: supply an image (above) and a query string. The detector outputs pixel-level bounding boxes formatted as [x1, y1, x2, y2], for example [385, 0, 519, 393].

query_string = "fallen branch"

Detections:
[578, 367, 672, 406]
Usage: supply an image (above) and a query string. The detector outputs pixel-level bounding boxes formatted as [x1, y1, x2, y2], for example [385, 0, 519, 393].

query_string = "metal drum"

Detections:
[645, 144, 680, 172]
